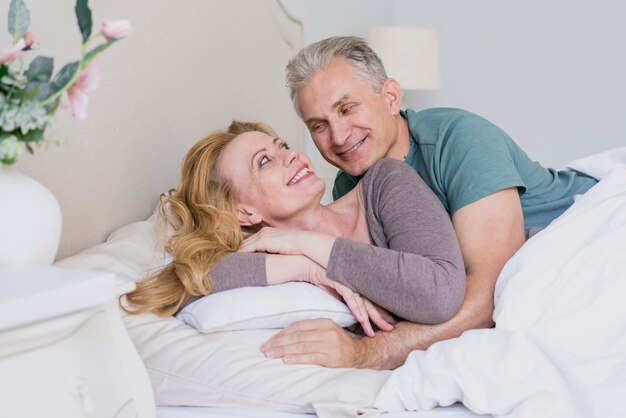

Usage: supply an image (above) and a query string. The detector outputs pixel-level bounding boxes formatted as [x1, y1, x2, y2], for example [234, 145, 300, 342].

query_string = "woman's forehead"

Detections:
[230, 131, 274, 152]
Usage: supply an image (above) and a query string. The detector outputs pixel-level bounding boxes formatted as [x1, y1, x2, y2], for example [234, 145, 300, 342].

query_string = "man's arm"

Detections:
[261, 188, 526, 369]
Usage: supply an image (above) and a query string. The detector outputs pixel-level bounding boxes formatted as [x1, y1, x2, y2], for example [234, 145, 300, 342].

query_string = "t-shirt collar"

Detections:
[400, 109, 419, 168]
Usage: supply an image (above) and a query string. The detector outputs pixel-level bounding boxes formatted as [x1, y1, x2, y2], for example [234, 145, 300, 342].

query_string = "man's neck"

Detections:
[386, 113, 411, 161]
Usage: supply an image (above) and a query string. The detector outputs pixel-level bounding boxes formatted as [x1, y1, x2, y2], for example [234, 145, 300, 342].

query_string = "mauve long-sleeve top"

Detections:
[209, 158, 466, 324]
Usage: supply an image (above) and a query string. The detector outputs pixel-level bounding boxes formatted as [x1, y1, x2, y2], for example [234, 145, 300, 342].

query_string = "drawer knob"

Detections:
[70, 377, 95, 416]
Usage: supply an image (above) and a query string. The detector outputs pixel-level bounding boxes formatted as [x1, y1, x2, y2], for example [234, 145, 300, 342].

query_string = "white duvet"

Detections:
[374, 163, 626, 417]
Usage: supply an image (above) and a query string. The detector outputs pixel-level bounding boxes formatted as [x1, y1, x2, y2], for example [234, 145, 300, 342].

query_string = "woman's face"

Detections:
[217, 130, 325, 226]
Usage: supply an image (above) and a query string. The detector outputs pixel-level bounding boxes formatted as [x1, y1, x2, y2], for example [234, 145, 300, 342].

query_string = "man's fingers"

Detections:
[261, 319, 333, 351]
[259, 318, 365, 368]
[283, 353, 327, 366]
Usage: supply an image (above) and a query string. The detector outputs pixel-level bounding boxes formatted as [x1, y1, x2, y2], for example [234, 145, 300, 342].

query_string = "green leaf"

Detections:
[8, 0, 30, 43]
[19, 128, 45, 144]
[24, 81, 57, 110]
[50, 61, 80, 92]
[26, 56, 54, 83]
[75, 0, 92, 44]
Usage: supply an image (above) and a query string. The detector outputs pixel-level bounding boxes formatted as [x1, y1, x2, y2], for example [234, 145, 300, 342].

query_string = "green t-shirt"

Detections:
[333, 108, 597, 234]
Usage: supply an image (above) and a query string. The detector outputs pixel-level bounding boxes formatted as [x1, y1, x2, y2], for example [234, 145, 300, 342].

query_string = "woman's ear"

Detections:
[236, 204, 263, 226]
[382, 78, 403, 115]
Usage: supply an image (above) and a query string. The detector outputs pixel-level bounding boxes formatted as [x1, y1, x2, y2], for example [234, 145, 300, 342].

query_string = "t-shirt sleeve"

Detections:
[437, 112, 526, 214]
[332, 169, 361, 200]
[327, 159, 466, 324]
[210, 252, 267, 292]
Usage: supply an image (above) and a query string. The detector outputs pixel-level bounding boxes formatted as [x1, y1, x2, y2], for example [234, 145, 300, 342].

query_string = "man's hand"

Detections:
[260, 319, 435, 369]
[260, 318, 368, 368]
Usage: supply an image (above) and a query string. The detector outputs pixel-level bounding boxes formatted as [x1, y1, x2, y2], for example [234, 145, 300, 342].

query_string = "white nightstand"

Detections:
[0, 266, 155, 418]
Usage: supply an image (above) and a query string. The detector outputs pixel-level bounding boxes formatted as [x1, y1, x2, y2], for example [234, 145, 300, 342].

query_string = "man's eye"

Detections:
[259, 156, 269, 167]
[341, 105, 353, 115]
[310, 123, 325, 133]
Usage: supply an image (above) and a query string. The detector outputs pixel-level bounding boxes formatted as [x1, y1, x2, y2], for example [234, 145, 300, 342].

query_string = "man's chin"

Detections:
[338, 161, 368, 177]
[327, 155, 371, 176]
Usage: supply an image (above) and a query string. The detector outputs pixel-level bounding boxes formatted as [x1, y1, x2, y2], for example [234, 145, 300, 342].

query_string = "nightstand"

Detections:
[0, 266, 155, 418]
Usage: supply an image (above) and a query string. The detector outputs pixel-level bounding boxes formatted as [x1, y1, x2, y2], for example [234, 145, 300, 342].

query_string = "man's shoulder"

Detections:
[404, 107, 483, 122]
[406, 107, 495, 132]
[332, 169, 361, 200]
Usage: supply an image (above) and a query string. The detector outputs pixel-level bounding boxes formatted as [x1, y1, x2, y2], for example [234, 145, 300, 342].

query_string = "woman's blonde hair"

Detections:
[122, 120, 276, 317]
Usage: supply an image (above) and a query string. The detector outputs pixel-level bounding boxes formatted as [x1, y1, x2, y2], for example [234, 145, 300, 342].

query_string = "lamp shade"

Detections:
[367, 26, 441, 90]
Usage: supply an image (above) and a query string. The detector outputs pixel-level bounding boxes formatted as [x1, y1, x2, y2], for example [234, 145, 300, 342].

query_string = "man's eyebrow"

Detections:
[250, 137, 282, 168]
[331, 94, 350, 110]
[304, 94, 350, 126]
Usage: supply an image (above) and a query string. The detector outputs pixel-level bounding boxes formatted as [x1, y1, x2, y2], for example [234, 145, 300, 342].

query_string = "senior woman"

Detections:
[123, 121, 465, 336]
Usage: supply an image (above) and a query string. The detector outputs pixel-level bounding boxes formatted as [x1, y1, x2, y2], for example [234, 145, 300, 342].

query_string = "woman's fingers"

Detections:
[314, 284, 342, 302]
[335, 285, 375, 337]
[239, 227, 298, 254]
[363, 298, 395, 332]
[310, 274, 394, 337]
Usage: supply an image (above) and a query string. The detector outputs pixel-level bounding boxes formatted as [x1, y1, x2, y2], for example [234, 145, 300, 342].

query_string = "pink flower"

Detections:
[102, 20, 132, 41]
[23, 32, 39, 50]
[66, 61, 101, 120]
[0, 39, 25, 64]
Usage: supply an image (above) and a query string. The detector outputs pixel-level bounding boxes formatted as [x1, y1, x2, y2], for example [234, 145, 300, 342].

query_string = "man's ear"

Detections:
[382, 78, 403, 115]
[236, 204, 263, 226]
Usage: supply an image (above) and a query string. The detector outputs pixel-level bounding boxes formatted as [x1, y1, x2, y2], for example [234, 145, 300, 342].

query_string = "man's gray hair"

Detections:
[285, 36, 388, 117]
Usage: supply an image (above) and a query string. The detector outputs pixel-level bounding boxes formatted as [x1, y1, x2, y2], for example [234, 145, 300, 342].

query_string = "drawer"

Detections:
[0, 309, 139, 418]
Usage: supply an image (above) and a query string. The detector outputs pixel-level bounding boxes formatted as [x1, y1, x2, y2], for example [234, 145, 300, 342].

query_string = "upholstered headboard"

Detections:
[14, 0, 303, 259]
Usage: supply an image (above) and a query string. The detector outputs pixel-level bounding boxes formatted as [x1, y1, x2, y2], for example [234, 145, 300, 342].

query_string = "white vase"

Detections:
[0, 166, 62, 267]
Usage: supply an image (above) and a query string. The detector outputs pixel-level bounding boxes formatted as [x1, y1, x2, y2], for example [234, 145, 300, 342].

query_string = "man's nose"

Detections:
[329, 118, 350, 147]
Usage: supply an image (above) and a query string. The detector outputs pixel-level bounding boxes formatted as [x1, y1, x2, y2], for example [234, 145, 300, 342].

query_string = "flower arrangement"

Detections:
[0, 0, 131, 166]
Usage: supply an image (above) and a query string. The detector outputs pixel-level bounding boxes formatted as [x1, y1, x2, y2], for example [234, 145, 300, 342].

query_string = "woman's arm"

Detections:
[210, 252, 329, 292]
[210, 251, 394, 336]
[327, 159, 466, 324]
[239, 160, 466, 324]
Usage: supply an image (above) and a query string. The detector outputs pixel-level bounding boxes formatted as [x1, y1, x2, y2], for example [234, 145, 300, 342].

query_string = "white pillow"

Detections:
[177, 282, 356, 332]
[56, 214, 391, 414]
[565, 145, 626, 180]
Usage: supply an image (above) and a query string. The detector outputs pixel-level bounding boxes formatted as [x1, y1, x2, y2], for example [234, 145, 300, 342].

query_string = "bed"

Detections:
[12, 1, 626, 418]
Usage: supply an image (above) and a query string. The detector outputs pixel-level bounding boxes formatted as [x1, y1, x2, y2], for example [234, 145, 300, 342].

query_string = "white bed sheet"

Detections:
[157, 403, 482, 418]
[374, 163, 626, 417]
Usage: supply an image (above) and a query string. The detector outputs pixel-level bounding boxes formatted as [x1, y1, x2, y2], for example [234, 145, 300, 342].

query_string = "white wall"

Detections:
[283, 0, 626, 179]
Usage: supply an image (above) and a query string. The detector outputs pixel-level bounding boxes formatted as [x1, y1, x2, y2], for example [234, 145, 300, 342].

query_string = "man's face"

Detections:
[297, 57, 401, 176]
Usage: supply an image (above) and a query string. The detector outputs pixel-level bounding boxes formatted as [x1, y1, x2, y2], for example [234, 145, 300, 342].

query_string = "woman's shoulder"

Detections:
[363, 158, 420, 190]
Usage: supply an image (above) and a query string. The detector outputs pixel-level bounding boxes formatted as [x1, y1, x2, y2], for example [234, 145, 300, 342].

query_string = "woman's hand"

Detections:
[306, 266, 395, 337]
[240, 227, 336, 268]
[240, 227, 306, 255]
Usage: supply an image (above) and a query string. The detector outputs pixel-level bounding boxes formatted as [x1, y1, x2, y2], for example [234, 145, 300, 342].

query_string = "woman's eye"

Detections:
[259, 156, 269, 167]
[280, 142, 290, 150]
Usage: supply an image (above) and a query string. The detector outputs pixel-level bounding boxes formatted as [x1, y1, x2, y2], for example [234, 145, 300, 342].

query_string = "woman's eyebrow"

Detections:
[250, 137, 283, 168]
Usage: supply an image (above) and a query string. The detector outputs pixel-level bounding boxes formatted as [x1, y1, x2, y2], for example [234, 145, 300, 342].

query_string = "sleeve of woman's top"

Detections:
[210, 252, 267, 292]
[326, 159, 466, 324]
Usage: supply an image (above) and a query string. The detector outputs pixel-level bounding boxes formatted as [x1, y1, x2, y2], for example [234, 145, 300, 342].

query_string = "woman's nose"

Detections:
[283, 148, 298, 166]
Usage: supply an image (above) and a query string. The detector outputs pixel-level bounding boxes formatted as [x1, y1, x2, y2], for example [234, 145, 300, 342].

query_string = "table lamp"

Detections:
[367, 26, 441, 90]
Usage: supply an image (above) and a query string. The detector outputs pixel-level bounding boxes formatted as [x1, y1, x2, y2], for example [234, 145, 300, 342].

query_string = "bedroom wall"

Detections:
[11, 0, 304, 259]
[282, 0, 626, 192]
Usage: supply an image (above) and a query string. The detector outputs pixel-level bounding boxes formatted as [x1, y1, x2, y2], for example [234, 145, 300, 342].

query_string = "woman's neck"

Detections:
[284, 187, 365, 240]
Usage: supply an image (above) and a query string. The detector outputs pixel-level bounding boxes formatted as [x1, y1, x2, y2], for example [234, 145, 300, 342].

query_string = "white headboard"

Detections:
[14, 0, 303, 259]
